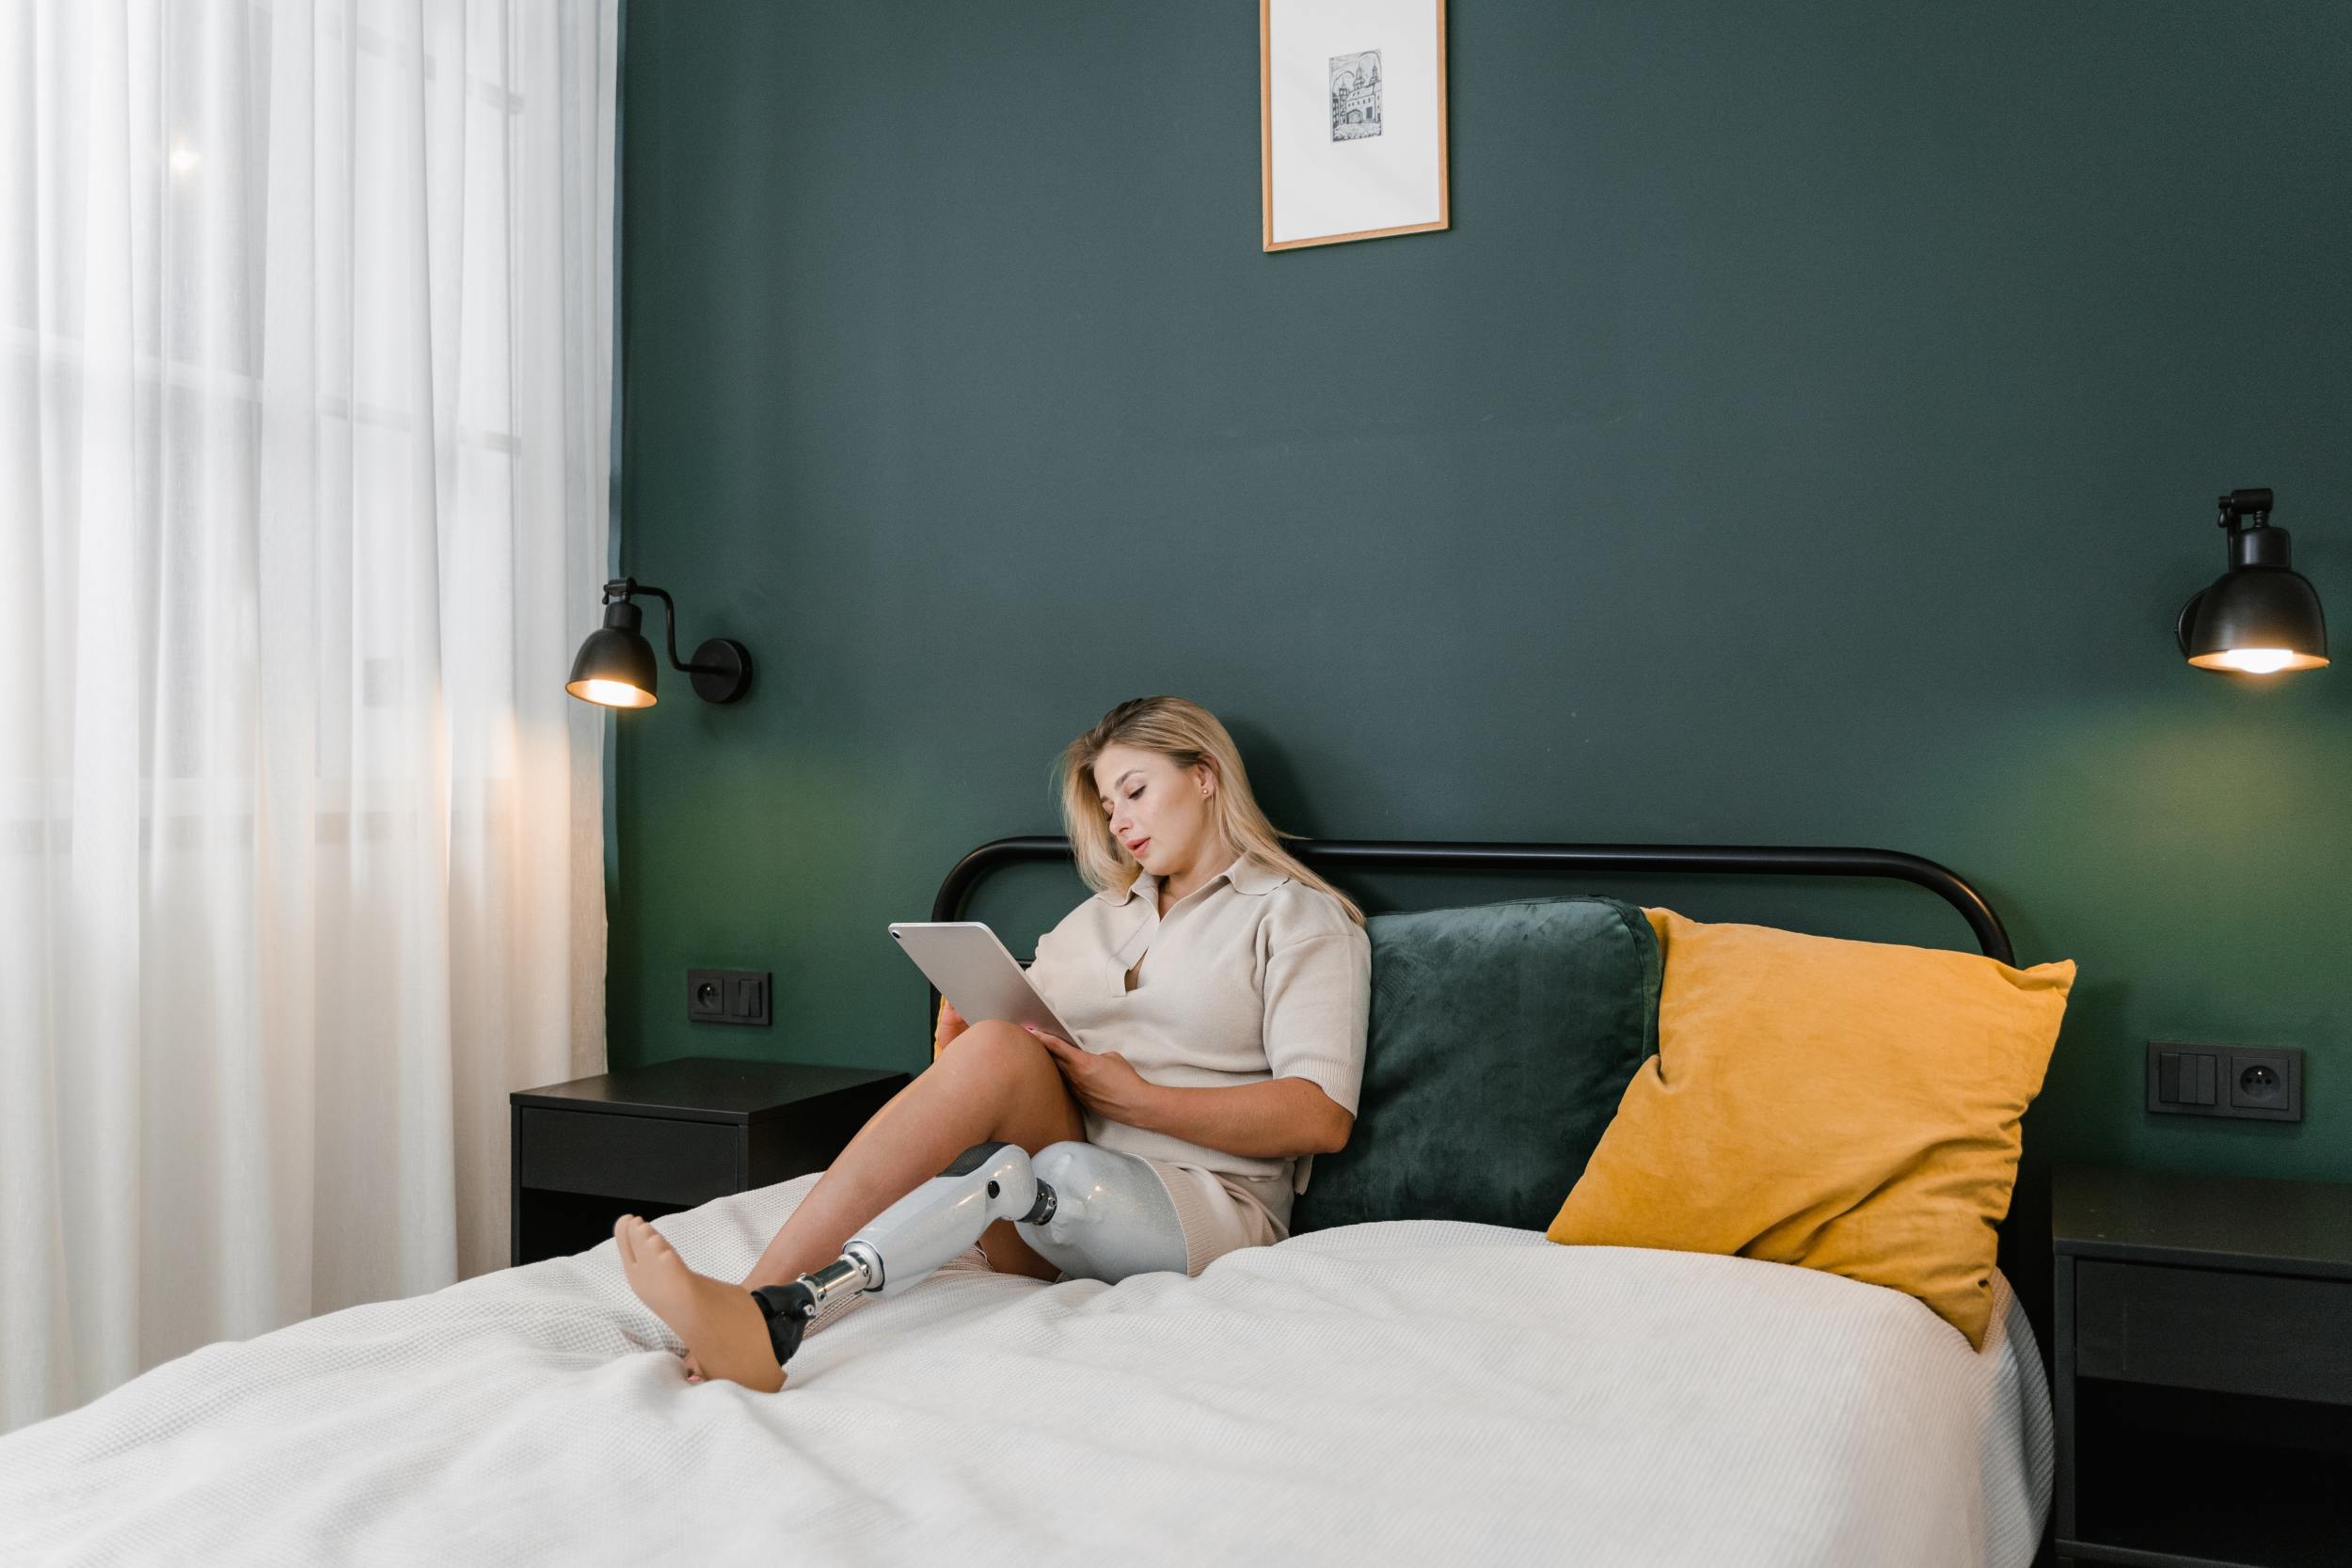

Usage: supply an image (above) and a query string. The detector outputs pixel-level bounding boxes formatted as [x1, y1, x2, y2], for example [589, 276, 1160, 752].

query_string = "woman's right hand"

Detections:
[933, 997, 969, 1057]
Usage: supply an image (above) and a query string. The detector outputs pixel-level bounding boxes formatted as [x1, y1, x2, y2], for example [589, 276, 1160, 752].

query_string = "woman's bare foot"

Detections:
[614, 1215, 787, 1392]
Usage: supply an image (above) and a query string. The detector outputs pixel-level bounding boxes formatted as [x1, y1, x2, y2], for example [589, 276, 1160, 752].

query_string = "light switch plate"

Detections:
[2147, 1039, 2302, 1121]
[687, 967, 771, 1027]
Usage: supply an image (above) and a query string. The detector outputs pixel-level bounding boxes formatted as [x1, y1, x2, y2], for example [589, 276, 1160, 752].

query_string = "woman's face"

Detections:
[1093, 743, 1217, 878]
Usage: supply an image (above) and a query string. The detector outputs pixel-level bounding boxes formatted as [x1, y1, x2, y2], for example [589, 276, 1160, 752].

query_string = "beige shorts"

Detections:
[1138, 1158, 1289, 1278]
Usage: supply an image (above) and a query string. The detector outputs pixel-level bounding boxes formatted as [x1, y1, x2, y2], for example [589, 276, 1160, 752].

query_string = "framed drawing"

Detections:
[1260, 0, 1450, 251]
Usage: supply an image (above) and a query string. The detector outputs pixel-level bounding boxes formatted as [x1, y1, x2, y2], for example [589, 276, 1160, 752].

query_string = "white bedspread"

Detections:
[0, 1171, 2051, 1567]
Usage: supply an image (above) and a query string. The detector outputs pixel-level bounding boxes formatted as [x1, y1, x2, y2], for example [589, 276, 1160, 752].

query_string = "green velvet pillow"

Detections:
[1288, 895, 1661, 1235]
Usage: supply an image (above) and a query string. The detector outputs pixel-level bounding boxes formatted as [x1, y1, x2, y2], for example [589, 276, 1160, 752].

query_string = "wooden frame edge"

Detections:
[1260, 0, 1276, 250]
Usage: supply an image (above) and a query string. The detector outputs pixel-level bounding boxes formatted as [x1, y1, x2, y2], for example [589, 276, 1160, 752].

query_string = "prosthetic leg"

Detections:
[749, 1140, 1188, 1370]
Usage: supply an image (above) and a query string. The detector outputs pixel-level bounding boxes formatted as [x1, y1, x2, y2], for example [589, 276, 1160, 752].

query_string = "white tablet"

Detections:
[889, 922, 1085, 1047]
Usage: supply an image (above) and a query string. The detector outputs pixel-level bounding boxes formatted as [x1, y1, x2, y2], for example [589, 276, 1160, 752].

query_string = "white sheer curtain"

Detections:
[0, 0, 618, 1434]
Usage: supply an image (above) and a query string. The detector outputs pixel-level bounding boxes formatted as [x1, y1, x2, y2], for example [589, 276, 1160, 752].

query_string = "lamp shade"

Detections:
[565, 601, 660, 707]
[2180, 515, 2328, 674]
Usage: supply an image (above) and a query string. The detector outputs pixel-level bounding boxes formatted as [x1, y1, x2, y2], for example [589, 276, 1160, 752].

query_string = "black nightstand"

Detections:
[509, 1056, 909, 1266]
[2053, 1164, 2352, 1568]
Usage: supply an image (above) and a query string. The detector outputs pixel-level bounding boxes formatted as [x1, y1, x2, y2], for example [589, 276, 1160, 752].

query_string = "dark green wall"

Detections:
[614, 0, 2352, 1240]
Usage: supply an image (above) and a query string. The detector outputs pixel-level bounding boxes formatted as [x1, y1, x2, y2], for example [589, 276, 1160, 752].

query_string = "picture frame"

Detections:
[1260, 0, 1450, 252]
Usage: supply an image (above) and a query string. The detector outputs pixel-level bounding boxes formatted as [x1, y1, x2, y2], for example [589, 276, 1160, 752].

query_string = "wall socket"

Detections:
[2146, 1040, 2302, 1122]
[687, 968, 771, 1027]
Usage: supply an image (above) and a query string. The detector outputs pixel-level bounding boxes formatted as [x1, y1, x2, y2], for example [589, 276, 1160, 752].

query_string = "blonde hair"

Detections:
[1053, 696, 1366, 927]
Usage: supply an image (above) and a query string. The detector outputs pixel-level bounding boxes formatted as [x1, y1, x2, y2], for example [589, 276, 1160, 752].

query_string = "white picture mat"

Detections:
[1266, 0, 1445, 246]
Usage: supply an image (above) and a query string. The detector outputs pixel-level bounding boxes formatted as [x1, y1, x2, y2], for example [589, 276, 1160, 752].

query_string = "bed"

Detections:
[0, 837, 2055, 1566]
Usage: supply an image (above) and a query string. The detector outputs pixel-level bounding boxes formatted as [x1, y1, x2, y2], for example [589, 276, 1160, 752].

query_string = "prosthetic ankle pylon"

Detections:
[749, 1139, 1188, 1369]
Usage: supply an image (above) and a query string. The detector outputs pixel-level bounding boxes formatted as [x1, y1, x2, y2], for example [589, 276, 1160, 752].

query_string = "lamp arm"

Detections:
[604, 578, 726, 674]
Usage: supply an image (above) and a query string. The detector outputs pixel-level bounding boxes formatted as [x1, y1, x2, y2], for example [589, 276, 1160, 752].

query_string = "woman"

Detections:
[613, 696, 1373, 1391]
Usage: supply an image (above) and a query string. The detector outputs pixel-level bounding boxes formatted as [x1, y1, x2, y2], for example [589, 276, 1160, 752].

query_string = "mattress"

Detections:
[0, 1169, 2052, 1566]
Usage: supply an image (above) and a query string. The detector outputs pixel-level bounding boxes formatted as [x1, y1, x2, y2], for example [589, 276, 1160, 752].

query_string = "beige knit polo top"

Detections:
[1024, 850, 1373, 1232]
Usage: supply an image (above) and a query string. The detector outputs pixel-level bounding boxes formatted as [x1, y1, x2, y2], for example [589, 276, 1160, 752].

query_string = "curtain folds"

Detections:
[1, 0, 618, 1434]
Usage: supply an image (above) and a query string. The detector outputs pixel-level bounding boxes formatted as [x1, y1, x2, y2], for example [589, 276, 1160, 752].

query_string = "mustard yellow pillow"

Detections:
[1545, 908, 2074, 1348]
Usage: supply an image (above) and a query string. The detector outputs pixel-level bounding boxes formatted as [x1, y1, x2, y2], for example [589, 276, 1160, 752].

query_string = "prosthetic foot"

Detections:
[751, 1139, 1188, 1370]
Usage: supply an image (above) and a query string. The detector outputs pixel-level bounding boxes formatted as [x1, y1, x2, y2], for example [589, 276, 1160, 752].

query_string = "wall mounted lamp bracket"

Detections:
[565, 577, 754, 706]
[609, 578, 753, 704]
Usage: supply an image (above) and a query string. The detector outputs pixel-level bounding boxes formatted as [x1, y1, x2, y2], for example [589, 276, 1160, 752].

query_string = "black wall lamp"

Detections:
[564, 578, 753, 707]
[2177, 487, 2328, 674]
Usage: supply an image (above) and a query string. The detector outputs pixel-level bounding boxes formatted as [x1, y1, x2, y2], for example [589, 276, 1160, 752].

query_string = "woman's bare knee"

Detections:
[936, 1020, 1084, 1148]
[936, 1018, 1060, 1085]
[942, 1017, 1033, 1052]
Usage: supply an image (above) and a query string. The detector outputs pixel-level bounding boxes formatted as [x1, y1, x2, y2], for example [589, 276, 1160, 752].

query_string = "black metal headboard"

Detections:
[925, 836, 2014, 1036]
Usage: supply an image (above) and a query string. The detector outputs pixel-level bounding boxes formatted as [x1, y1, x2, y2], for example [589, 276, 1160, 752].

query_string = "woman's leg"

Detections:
[740, 1020, 1087, 1291]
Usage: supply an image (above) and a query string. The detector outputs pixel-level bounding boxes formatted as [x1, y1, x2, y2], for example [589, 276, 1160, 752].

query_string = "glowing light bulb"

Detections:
[568, 678, 655, 708]
[2187, 647, 2329, 674]
[169, 140, 199, 175]
[2228, 648, 2294, 673]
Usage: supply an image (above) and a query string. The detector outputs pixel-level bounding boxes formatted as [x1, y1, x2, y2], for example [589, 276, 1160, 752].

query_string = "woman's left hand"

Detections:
[1025, 1024, 1158, 1126]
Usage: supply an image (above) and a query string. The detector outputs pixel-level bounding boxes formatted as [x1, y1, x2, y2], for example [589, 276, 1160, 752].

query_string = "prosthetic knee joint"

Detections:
[750, 1140, 1186, 1369]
